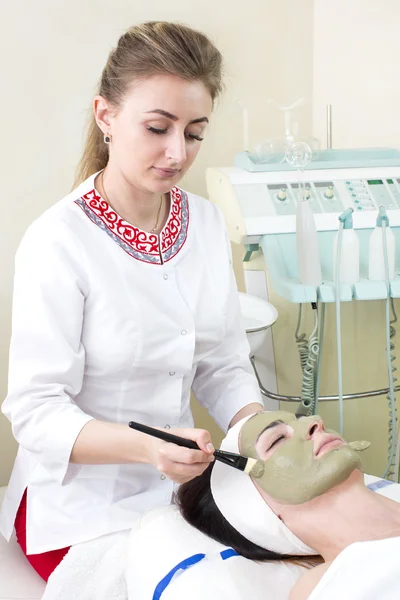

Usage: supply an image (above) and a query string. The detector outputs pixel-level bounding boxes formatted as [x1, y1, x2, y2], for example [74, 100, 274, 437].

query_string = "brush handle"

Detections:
[128, 421, 200, 450]
[128, 421, 248, 471]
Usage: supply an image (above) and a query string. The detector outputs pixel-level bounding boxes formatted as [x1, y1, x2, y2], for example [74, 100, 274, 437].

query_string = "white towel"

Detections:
[42, 529, 130, 600]
[42, 506, 305, 600]
[41, 475, 400, 599]
[126, 504, 305, 600]
[306, 476, 400, 600]
[308, 536, 400, 600]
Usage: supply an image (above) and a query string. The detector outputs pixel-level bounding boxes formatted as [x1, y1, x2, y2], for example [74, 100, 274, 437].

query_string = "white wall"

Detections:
[0, 0, 314, 485]
[313, 0, 400, 147]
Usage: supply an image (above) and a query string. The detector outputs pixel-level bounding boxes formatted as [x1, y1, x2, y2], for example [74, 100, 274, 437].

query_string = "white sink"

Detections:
[238, 292, 278, 356]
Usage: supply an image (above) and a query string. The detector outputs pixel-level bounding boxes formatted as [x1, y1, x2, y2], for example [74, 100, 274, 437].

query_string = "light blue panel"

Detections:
[259, 226, 400, 304]
[353, 226, 395, 299]
[356, 227, 400, 280]
[390, 278, 400, 297]
[353, 279, 389, 300]
[260, 234, 317, 302]
[260, 231, 354, 303]
[318, 282, 353, 303]
[235, 148, 400, 173]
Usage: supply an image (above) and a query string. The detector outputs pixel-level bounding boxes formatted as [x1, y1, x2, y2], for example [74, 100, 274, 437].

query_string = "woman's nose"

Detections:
[166, 133, 187, 164]
[306, 418, 325, 439]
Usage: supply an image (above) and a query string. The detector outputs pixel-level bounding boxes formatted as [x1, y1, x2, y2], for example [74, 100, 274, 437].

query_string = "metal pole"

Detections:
[250, 357, 400, 403]
[326, 104, 332, 149]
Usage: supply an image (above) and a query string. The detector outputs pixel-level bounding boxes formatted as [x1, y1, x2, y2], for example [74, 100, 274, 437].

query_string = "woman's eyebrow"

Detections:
[144, 109, 209, 124]
[256, 420, 285, 442]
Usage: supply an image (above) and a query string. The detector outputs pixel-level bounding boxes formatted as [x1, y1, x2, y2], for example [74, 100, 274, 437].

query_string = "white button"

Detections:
[277, 189, 287, 201]
[169, 371, 175, 376]
[160, 474, 166, 480]
[164, 424, 171, 429]
[163, 274, 168, 280]
[181, 330, 187, 336]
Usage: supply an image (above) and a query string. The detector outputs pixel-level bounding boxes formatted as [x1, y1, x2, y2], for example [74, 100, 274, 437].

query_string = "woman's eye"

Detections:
[147, 126, 167, 135]
[147, 126, 204, 142]
[186, 133, 204, 142]
[268, 435, 285, 450]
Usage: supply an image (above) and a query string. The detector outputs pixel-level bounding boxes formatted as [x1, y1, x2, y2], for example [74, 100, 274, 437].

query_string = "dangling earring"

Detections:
[104, 133, 111, 144]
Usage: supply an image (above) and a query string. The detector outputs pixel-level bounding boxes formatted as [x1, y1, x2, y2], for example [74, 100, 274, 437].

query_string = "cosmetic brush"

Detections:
[128, 421, 264, 476]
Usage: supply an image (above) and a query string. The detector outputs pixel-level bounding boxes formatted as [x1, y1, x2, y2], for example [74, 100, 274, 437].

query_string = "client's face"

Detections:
[239, 411, 363, 504]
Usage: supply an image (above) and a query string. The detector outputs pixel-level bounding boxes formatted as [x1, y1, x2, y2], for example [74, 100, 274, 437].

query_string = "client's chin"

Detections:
[252, 449, 364, 511]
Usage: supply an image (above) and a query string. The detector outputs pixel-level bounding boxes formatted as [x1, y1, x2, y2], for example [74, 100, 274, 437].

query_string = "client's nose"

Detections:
[306, 418, 325, 439]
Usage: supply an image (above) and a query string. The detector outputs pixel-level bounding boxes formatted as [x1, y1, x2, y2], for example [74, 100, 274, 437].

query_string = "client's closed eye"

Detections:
[254, 423, 293, 459]
[268, 435, 285, 450]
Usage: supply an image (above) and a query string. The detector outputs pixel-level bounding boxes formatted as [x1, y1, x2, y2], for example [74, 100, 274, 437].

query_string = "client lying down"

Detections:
[178, 411, 400, 600]
[42, 411, 400, 599]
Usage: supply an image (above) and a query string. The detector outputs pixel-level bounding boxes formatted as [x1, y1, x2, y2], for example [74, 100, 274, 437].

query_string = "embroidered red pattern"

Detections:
[79, 187, 184, 257]
[161, 188, 183, 252]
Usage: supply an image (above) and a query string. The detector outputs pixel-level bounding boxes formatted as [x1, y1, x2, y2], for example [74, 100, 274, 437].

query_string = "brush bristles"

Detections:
[245, 458, 265, 478]
[243, 457, 258, 474]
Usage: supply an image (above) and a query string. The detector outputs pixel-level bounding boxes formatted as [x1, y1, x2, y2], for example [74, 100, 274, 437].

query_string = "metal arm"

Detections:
[250, 356, 400, 403]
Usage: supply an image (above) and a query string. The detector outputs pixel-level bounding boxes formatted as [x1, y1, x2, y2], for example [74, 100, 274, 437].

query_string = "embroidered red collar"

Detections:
[75, 186, 189, 264]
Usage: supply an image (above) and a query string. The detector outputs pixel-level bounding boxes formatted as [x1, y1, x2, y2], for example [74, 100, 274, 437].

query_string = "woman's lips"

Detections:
[315, 435, 346, 458]
[153, 167, 180, 178]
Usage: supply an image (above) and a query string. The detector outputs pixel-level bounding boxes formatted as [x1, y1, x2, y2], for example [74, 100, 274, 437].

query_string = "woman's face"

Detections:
[95, 74, 213, 194]
[239, 411, 363, 504]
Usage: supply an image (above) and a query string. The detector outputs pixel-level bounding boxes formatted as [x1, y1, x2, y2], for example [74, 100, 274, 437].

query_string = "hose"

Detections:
[335, 222, 345, 435]
[383, 297, 398, 480]
[394, 386, 400, 482]
[295, 304, 320, 417]
[314, 302, 326, 415]
[382, 219, 398, 480]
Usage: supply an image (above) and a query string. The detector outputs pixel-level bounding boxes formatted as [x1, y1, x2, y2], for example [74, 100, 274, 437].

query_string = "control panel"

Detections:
[268, 178, 400, 215]
[206, 166, 400, 244]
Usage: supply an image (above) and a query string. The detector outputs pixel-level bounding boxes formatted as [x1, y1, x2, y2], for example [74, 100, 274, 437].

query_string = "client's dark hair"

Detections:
[177, 462, 297, 562]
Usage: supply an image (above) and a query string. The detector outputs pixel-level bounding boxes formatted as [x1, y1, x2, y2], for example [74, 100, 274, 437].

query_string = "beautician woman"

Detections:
[0, 21, 263, 581]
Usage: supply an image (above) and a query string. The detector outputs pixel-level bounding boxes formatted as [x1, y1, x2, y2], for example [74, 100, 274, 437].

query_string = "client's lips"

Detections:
[315, 434, 345, 457]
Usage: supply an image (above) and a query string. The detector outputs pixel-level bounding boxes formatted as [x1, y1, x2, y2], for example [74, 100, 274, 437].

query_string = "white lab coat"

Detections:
[0, 172, 262, 553]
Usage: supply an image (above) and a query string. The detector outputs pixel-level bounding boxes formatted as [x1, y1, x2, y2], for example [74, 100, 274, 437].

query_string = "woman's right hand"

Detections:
[145, 427, 215, 484]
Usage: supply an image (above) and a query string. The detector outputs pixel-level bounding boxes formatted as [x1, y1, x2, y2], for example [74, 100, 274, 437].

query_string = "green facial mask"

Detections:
[239, 411, 364, 504]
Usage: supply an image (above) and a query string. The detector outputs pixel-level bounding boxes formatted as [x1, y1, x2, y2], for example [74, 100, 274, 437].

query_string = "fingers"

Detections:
[149, 426, 216, 484]
[171, 427, 215, 454]
[160, 442, 213, 465]
[157, 456, 211, 484]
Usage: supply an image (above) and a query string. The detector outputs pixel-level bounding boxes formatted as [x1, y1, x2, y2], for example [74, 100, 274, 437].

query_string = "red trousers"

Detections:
[15, 489, 70, 582]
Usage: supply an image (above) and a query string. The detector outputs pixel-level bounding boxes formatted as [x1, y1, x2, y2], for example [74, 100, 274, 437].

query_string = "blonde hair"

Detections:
[73, 21, 223, 187]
